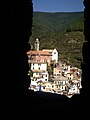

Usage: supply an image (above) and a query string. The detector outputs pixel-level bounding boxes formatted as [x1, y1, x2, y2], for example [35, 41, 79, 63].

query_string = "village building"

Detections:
[53, 66, 62, 76]
[27, 50, 52, 66]
[42, 48, 58, 63]
[66, 73, 73, 80]
[29, 62, 49, 90]
[27, 38, 82, 98]
[27, 38, 58, 66]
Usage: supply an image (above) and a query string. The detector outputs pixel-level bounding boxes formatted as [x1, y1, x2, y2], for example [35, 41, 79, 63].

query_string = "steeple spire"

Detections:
[34, 38, 39, 51]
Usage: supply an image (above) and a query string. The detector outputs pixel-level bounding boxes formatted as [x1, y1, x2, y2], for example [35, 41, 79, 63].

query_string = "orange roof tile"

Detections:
[42, 49, 53, 53]
[27, 50, 51, 55]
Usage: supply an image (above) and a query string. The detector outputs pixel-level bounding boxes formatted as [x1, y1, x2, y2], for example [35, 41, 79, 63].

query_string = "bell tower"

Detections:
[34, 38, 39, 51]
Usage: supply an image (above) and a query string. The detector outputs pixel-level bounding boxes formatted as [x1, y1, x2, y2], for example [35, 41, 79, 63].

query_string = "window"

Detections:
[60, 81, 63, 84]
[44, 60, 47, 62]
[38, 67, 40, 70]
[57, 74, 60, 76]
[38, 63, 41, 66]
[54, 81, 57, 84]
[43, 86, 45, 89]
[77, 83, 80, 87]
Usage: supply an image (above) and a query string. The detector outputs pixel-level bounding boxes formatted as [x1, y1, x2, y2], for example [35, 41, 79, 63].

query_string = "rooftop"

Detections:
[27, 50, 51, 55]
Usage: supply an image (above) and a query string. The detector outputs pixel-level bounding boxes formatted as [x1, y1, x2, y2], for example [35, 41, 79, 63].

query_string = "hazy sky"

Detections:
[33, 0, 84, 12]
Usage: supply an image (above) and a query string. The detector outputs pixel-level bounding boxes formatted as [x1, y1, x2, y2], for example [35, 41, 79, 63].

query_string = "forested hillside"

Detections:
[29, 12, 84, 68]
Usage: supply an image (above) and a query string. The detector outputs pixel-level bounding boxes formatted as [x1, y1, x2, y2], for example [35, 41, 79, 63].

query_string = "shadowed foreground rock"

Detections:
[4, 0, 90, 118]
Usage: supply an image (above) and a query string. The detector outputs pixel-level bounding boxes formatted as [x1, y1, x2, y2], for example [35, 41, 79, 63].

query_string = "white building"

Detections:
[66, 73, 73, 80]
[68, 84, 80, 94]
[31, 62, 47, 71]
[29, 62, 49, 91]
[52, 49, 58, 63]
[42, 48, 58, 63]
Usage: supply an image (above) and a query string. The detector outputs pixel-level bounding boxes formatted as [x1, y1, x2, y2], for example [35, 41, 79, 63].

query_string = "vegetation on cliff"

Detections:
[29, 12, 84, 68]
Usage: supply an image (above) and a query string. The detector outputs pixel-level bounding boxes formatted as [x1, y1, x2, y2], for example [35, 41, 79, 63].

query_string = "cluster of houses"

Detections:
[27, 38, 82, 98]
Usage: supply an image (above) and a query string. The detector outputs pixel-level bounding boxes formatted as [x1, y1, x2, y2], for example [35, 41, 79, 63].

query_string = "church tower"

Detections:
[34, 38, 39, 51]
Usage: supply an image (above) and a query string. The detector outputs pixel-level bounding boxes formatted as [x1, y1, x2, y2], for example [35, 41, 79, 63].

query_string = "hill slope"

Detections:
[29, 12, 84, 68]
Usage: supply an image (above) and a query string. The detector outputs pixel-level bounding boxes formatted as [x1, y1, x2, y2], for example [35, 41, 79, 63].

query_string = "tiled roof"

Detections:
[72, 79, 80, 83]
[42, 49, 53, 53]
[54, 67, 62, 70]
[52, 76, 67, 81]
[27, 50, 51, 55]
